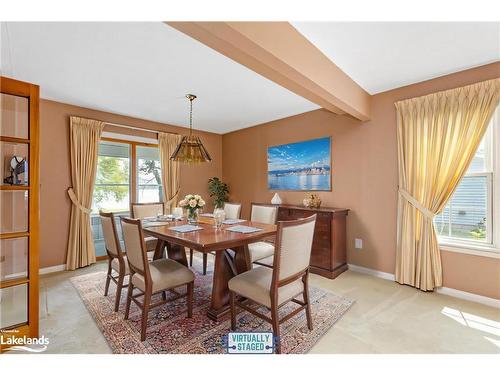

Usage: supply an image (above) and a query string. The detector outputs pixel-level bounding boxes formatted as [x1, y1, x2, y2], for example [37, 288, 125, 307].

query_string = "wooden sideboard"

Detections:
[256, 203, 349, 279]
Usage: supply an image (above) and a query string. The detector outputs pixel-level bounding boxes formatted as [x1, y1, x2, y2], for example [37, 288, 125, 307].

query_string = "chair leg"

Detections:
[271, 303, 281, 354]
[303, 275, 313, 331]
[104, 261, 112, 296]
[124, 280, 133, 320]
[230, 291, 236, 330]
[140, 290, 151, 341]
[162, 291, 167, 301]
[186, 281, 194, 318]
[114, 273, 124, 312]
[189, 248, 193, 267]
[202, 253, 208, 275]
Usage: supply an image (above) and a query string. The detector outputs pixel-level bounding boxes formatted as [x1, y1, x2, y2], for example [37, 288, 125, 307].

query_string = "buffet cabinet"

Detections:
[275, 204, 349, 279]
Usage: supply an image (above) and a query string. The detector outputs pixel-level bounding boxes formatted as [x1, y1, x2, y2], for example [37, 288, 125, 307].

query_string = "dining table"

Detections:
[142, 219, 277, 322]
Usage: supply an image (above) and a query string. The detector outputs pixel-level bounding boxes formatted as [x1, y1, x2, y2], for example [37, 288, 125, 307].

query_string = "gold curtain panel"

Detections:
[395, 78, 500, 291]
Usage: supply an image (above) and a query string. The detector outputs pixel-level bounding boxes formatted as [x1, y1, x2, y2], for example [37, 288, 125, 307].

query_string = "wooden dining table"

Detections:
[143, 219, 277, 322]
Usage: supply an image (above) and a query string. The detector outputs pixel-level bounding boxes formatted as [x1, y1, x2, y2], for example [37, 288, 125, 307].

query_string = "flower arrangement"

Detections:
[179, 194, 206, 223]
[303, 193, 322, 208]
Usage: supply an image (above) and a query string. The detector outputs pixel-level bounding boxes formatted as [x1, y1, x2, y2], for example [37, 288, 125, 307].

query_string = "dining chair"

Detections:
[189, 202, 243, 275]
[224, 202, 242, 220]
[121, 217, 195, 341]
[100, 211, 129, 312]
[229, 214, 317, 354]
[247, 204, 278, 266]
[130, 202, 165, 253]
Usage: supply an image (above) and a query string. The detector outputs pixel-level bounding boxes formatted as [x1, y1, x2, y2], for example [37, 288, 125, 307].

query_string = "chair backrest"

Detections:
[120, 217, 149, 276]
[99, 211, 122, 258]
[172, 207, 183, 217]
[224, 202, 242, 220]
[272, 214, 316, 283]
[250, 204, 277, 224]
[131, 202, 164, 219]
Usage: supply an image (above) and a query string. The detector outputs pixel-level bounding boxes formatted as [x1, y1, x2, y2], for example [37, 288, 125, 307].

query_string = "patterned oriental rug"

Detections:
[71, 262, 354, 354]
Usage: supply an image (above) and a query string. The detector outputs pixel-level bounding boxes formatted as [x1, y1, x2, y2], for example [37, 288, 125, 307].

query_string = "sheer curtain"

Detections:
[66, 116, 104, 270]
[395, 78, 499, 291]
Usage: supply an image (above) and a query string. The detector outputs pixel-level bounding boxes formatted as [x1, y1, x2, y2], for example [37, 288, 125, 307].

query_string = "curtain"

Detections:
[158, 132, 182, 211]
[66, 116, 104, 270]
[395, 78, 499, 291]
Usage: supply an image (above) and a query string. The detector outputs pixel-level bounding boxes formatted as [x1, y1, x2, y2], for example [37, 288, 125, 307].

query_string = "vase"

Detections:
[271, 193, 282, 205]
[187, 208, 198, 224]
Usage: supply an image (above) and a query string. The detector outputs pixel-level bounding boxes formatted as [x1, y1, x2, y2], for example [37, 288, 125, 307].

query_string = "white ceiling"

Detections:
[293, 22, 500, 94]
[1, 23, 498, 132]
[0, 22, 318, 134]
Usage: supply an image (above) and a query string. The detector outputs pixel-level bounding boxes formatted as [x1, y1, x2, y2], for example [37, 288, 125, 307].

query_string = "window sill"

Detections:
[439, 241, 500, 259]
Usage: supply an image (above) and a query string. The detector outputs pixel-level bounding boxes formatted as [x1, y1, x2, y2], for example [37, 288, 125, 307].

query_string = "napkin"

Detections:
[225, 225, 262, 234]
[222, 218, 246, 225]
[169, 225, 203, 233]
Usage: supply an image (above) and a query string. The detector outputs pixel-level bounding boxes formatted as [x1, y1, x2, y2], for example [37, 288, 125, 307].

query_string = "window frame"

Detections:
[438, 107, 500, 258]
[100, 136, 160, 206]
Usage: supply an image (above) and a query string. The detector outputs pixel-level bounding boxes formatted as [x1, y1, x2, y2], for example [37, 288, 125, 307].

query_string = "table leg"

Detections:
[207, 245, 250, 322]
[153, 239, 166, 260]
[165, 241, 189, 267]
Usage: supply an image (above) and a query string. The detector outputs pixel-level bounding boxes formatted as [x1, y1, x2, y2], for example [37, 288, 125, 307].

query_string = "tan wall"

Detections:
[39, 99, 222, 268]
[222, 62, 500, 299]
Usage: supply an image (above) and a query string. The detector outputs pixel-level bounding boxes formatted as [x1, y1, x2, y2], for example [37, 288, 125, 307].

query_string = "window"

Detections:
[90, 139, 161, 257]
[92, 141, 131, 213]
[435, 106, 499, 252]
[137, 145, 162, 203]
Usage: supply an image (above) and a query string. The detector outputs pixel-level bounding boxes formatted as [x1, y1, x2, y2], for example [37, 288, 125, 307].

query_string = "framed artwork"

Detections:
[267, 136, 331, 191]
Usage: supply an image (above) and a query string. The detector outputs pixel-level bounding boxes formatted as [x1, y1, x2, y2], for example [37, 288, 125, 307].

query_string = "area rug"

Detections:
[70, 262, 354, 354]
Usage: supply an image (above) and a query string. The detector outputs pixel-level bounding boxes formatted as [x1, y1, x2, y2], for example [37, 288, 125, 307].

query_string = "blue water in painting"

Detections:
[268, 174, 331, 191]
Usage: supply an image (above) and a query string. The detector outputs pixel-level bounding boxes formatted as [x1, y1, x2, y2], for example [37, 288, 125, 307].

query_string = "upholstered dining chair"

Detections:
[130, 202, 165, 253]
[121, 217, 195, 341]
[100, 211, 130, 312]
[189, 202, 243, 275]
[224, 202, 242, 220]
[229, 214, 317, 354]
[247, 204, 278, 266]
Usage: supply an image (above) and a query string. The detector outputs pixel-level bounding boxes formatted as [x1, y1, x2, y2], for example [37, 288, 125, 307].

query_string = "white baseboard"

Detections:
[347, 263, 396, 281]
[40, 264, 66, 275]
[347, 263, 500, 308]
[436, 287, 500, 309]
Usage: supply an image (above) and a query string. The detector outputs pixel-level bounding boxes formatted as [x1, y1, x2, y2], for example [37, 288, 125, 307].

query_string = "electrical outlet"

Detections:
[355, 238, 363, 249]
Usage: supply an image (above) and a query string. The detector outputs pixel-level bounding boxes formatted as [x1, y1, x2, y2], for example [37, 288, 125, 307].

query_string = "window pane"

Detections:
[92, 141, 131, 257]
[0, 93, 29, 139]
[0, 283, 28, 329]
[137, 146, 162, 203]
[435, 175, 489, 242]
[93, 141, 130, 213]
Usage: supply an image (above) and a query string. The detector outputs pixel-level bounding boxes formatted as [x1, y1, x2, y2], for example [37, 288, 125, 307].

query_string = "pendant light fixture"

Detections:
[170, 94, 212, 163]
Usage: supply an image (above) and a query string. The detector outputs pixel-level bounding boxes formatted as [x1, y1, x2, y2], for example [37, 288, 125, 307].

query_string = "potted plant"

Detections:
[178, 194, 206, 223]
[208, 177, 229, 209]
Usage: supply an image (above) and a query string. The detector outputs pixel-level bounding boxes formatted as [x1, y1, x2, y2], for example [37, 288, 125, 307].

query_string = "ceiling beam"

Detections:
[166, 22, 371, 121]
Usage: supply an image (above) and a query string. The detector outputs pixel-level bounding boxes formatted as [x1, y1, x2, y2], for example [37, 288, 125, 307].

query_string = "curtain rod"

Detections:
[103, 121, 178, 135]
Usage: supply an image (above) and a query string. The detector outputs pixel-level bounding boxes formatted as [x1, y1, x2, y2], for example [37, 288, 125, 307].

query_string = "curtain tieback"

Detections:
[398, 188, 435, 219]
[164, 189, 180, 208]
[67, 187, 91, 214]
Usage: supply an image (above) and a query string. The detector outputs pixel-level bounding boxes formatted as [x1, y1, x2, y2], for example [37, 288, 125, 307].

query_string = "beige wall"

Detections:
[39, 99, 222, 268]
[222, 62, 500, 299]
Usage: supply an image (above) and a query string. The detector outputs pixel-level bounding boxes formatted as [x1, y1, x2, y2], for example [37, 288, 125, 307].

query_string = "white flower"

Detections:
[189, 199, 197, 208]
[194, 195, 201, 200]
[198, 199, 205, 206]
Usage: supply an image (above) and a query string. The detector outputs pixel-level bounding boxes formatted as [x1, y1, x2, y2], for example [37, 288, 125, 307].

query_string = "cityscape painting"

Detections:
[267, 137, 331, 191]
